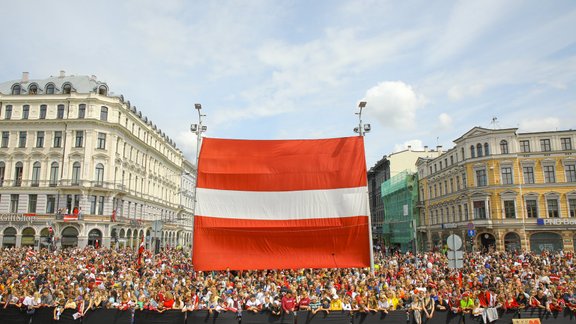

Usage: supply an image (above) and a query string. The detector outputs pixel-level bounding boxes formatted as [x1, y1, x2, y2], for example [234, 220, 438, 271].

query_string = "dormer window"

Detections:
[98, 85, 108, 96]
[46, 83, 55, 94]
[28, 84, 38, 95]
[62, 83, 72, 94]
[11, 84, 21, 95]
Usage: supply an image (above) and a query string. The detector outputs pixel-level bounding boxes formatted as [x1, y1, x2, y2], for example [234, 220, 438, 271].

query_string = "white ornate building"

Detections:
[0, 71, 194, 250]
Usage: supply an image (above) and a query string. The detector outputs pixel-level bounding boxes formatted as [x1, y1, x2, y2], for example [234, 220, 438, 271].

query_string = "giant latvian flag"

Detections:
[192, 136, 370, 270]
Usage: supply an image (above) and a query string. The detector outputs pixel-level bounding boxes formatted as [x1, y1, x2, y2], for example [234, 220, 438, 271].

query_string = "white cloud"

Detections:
[438, 113, 453, 128]
[393, 139, 424, 153]
[447, 84, 485, 101]
[364, 81, 426, 129]
[519, 117, 561, 132]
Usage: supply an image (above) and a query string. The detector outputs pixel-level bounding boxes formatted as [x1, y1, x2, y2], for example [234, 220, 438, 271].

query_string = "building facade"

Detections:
[0, 72, 194, 250]
[368, 147, 441, 244]
[417, 127, 576, 253]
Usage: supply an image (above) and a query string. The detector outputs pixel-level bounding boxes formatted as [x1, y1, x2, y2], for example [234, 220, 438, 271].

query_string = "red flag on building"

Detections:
[63, 214, 78, 222]
[192, 136, 371, 270]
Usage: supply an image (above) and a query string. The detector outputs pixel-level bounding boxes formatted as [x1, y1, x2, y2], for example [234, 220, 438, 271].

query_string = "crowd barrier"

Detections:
[2, 307, 576, 324]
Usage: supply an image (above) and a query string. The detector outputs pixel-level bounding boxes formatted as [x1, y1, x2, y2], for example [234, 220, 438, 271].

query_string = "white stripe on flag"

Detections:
[196, 187, 368, 220]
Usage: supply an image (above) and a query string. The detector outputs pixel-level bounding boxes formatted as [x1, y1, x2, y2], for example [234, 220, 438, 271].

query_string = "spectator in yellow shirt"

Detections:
[330, 295, 343, 310]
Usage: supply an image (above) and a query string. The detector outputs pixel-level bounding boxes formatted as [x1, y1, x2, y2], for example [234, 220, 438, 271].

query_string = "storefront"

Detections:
[2, 227, 16, 248]
[504, 232, 521, 252]
[60, 226, 79, 248]
[21, 227, 36, 247]
[88, 228, 102, 247]
[530, 232, 563, 253]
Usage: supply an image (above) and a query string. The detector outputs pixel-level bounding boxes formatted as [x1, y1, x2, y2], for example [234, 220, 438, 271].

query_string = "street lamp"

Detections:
[190, 104, 207, 217]
[353, 101, 370, 136]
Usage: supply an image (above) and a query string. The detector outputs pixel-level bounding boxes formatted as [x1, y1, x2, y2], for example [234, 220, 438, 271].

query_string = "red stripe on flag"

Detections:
[197, 136, 367, 191]
[63, 215, 78, 222]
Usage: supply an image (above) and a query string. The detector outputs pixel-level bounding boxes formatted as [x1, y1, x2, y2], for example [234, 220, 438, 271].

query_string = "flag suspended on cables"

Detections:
[192, 136, 371, 270]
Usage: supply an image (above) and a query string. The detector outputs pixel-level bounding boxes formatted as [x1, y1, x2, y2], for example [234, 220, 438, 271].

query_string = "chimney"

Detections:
[436, 145, 443, 153]
[59, 70, 66, 78]
[424, 145, 428, 152]
[21, 72, 29, 83]
[407, 145, 412, 151]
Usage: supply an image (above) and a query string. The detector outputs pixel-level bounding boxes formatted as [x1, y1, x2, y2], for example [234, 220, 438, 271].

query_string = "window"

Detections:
[561, 138, 572, 151]
[439, 161, 443, 169]
[95, 163, 104, 186]
[57, 104, 65, 119]
[11, 84, 21, 95]
[98, 85, 108, 96]
[78, 104, 86, 119]
[75, 130, 84, 147]
[10, 194, 19, 213]
[526, 199, 538, 218]
[45, 83, 55, 94]
[504, 200, 516, 218]
[484, 143, 490, 156]
[90, 196, 97, 214]
[53, 131, 62, 148]
[520, 140, 530, 153]
[49, 162, 59, 186]
[473, 201, 486, 219]
[100, 106, 108, 121]
[523, 166, 535, 184]
[36, 131, 44, 148]
[5, 105, 12, 119]
[500, 140, 509, 154]
[450, 156, 454, 165]
[566, 165, 576, 182]
[470, 145, 476, 158]
[569, 199, 576, 218]
[477, 143, 483, 157]
[450, 178, 454, 193]
[456, 176, 461, 190]
[98, 196, 105, 215]
[97, 132, 107, 149]
[0, 162, 5, 187]
[40, 105, 47, 119]
[14, 162, 23, 186]
[462, 173, 467, 188]
[476, 169, 487, 187]
[543, 165, 556, 183]
[22, 105, 29, 119]
[1, 131, 9, 148]
[501, 166, 513, 185]
[28, 194, 37, 213]
[31, 162, 41, 187]
[547, 199, 559, 218]
[29, 84, 38, 95]
[62, 83, 72, 94]
[71, 162, 81, 185]
[46, 195, 56, 213]
[540, 139, 551, 152]
[18, 131, 27, 148]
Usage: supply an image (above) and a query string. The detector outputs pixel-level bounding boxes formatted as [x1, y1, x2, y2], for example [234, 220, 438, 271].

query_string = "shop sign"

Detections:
[0, 213, 37, 222]
[537, 218, 576, 226]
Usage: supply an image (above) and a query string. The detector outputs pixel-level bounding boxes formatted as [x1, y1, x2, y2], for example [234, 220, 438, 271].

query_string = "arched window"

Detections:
[62, 83, 72, 94]
[49, 162, 59, 186]
[100, 106, 108, 121]
[31, 162, 41, 187]
[45, 83, 55, 94]
[28, 83, 38, 95]
[95, 163, 104, 186]
[14, 162, 23, 187]
[11, 84, 21, 95]
[470, 145, 476, 158]
[98, 85, 108, 96]
[500, 140, 509, 154]
[477, 143, 483, 157]
[484, 143, 490, 156]
[72, 162, 81, 185]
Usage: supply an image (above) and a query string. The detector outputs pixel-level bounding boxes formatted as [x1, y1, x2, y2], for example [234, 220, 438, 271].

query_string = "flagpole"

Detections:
[355, 101, 374, 274]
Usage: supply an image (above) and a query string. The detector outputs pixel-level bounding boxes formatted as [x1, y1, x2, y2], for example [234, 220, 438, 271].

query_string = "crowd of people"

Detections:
[1, 246, 576, 322]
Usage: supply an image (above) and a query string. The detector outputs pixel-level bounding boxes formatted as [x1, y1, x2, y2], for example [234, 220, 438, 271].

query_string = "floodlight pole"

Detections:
[191, 103, 207, 258]
[355, 101, 375, 274]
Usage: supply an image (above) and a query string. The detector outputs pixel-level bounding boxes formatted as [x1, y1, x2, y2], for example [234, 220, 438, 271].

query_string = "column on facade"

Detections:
[15, 234, 22, 248]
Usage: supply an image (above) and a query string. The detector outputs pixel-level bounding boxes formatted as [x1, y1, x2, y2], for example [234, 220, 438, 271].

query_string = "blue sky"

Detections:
[1, 0, 575, 166]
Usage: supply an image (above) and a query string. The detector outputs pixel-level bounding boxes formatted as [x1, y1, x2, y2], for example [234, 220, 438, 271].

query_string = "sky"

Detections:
[1, 0, 575, 167]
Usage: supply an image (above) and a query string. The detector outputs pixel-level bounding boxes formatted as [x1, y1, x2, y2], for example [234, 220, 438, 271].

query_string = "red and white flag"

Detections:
[63, 214, 78, 222]
[192, 136, 370, 270]
[137, 236, 145, 266]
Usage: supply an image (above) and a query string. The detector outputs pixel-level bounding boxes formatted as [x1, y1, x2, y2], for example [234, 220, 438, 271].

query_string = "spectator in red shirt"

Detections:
[281, 291, 296, 314]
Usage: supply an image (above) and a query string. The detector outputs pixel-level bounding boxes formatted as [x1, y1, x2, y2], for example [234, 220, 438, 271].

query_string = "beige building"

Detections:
[0, 72, 194, 250]
[417, 127, 576, 252]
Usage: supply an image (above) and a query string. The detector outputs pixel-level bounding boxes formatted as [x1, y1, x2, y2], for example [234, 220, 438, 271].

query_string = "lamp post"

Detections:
[190, 104, 207, 255]
[353, 101, 374, 272]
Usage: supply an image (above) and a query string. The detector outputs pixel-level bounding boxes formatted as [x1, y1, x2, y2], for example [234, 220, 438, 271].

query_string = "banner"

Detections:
[134, 309, 185, 324]
[243, 311, 295, 324]
[186, 310, 239, 324]
[298, 311, 350, 324]
[83, 308, 132, 324]
[193, 136, 370, 270]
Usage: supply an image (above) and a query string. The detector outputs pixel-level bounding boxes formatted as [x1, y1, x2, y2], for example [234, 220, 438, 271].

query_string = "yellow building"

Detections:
[416, 127, 576, 252]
